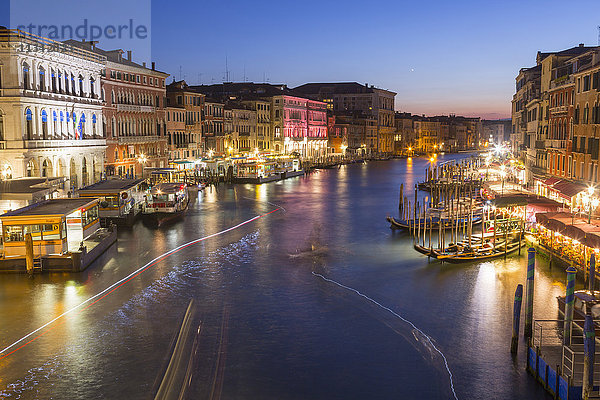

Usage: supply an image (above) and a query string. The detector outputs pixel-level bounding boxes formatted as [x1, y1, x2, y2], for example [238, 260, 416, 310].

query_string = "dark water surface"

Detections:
[0, 154, 564, 399]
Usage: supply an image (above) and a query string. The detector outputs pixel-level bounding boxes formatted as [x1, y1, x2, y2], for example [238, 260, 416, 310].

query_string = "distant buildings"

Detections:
[292, 82, 396, 155]
[0, 27, 494, 188]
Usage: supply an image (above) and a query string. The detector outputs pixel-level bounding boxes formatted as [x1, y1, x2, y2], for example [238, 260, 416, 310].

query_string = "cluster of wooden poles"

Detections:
[398, 158, 486, 252]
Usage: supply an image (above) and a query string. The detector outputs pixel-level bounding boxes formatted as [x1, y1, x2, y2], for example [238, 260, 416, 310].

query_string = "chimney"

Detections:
[152, 62, 155, 71]
[579, 43, 585, 47]
[127, 50, 132, 60]
[142, 62, 146, 68]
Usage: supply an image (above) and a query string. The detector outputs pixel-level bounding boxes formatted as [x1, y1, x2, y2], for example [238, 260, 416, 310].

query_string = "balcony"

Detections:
[21, 89, 103, 105]
[550, 75, 574, 89]
[116, 135, 162, 145]
[116, 104, 156, 113]
[23, 138, 106, 149]
[549, 105, 568, 115]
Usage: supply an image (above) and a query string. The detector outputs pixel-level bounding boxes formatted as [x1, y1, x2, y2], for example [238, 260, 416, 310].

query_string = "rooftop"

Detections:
[292, 82, 396, 96]
[1, 198, 98, 218]
[78, 179, 145, 193]
[63, 39, 169, 76]
[0, 177, 65, 195]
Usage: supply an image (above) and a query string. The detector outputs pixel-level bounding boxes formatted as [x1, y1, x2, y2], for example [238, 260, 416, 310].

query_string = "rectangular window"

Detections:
[24, 224, 42, 241]
[584, 75, 591, 91]
[42, 224, 60, 240]
[4, 225, 23, 242]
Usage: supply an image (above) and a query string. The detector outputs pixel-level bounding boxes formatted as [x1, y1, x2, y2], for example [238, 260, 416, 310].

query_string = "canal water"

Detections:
[0, 154, 567, 399]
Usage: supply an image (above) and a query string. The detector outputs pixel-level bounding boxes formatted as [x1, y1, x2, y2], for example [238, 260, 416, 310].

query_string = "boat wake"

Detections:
[312, 271, 459, 400]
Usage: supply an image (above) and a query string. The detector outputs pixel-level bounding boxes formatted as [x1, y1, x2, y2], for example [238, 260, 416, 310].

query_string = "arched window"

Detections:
[22, 63, 30, 89]
[25, 108, 33, 139]
[78, 75, 84, 97]
[38, 66, 45, 91]
[26, 159, 35, 177]
[53, 111, 58, 138]
[71, 74, 76, 95]
[111, 90, 115, 104]
[64, 72, 69, 94]
[58, 71, 62, 93]
[92, 114, 97, 137]
[51, 69, 57, 92]
[41, 110, 48, 139]
[89, 77, 95, 98]
[77, 113, 85, 139]
[42, 159, 49, 177]
[81, 158, 88, 186]
[115, 149, 119, 160]
[584, 104, 590, 124]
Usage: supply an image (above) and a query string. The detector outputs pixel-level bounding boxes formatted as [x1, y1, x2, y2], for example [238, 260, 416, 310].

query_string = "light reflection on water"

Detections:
[0, 154, 567, 399]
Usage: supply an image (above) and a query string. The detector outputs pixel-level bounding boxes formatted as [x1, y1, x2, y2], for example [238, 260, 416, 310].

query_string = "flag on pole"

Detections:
[76, 118, 83, 140]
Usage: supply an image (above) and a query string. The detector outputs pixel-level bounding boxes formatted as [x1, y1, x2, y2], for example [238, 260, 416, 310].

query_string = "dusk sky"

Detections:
[3, 0, 600, 119]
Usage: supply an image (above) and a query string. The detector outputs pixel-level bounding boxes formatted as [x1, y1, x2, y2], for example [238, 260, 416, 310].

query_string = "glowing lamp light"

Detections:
[588, 186, 595, 196]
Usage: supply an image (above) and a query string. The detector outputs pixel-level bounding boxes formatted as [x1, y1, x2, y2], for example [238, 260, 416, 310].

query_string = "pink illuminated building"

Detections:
[272, 95, 327, 159]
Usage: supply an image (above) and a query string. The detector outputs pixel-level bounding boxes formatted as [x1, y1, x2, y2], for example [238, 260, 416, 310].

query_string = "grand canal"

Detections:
[0, 154, 565, 399]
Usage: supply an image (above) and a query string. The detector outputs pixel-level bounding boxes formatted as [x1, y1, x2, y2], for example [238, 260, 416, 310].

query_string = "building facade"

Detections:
[166, 80, 204, 161]
[0, 29, 105, 189]
[68, 41, 170, 179]
[165, 104, 186, 161]
[292, 82, 396, 155]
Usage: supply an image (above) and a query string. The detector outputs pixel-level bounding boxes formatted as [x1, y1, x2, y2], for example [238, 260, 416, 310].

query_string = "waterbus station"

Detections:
[0, 198, 116, 273]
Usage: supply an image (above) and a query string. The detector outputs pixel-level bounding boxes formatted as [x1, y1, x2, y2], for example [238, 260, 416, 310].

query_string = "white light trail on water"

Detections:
[312, 272, 459, 400]
[0, 209, 280, 359]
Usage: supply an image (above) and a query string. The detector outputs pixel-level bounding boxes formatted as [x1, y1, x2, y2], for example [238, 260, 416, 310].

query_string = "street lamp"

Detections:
[500, 165, 506, 195]
[585, 186, 599, 223]
[137, 154, 147, 179]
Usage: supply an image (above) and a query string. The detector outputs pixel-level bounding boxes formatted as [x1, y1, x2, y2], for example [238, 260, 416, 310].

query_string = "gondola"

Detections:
[435, 240, 524, 263]
[413, 243, 436, 256]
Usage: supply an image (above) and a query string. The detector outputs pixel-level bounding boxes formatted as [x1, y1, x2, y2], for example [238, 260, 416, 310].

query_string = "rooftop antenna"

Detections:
[224, 55, 230, 82]
[197, 73, 202, 85]
[598, 26, 600, 46]
[179, 65, 183, 81]
[243, 64, 246, 82]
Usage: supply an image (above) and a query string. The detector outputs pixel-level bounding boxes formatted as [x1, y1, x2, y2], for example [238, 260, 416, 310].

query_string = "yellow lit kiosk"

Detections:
[0, 198, 116, 273]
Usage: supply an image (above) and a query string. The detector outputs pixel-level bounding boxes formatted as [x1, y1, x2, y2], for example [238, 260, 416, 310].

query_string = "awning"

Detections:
[542, 177, 561, 186]
[493, 195, 528, 208]
[553, 180, 587, 199]
[583, 232, 600, 249]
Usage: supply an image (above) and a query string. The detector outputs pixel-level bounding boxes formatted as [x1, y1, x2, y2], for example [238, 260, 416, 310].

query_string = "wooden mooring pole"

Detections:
[564, 265, 577, 346]
[589, 252, 596, 292]
[524, 247, 536, 338]
[25, 232, 34, 275]
[583, 314, 595, 400]
[511, 284, 523, 354]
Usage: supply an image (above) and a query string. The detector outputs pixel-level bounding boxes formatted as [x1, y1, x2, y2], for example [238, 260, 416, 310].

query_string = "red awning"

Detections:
[553, 180, 587, 199]
[542, 177, 561, 186]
